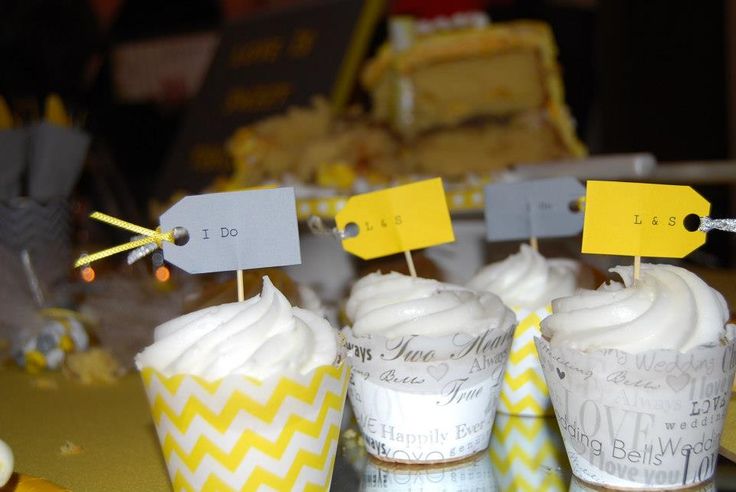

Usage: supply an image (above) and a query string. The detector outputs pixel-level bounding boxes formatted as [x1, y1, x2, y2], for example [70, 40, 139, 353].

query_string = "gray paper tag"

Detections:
[160, 188, 301, 274]
[484, 177, 585, 241]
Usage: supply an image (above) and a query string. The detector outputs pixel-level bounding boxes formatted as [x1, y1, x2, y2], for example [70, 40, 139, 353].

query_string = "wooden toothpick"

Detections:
[633, 256, 641, 281]
[237, 270, 245, 302]
[404, 250, 417, 277]
[529, 236, 539, 252]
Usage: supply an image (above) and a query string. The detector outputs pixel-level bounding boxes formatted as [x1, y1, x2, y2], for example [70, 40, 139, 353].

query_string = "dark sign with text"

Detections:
[157, 0, 383, 200]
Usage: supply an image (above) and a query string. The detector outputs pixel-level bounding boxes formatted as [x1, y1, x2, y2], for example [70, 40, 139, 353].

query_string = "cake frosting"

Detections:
[346, 271, 515, 338]
[541, 264, 729, 352]
[467, 244, 579, 309]
[135, 276, 337, 379]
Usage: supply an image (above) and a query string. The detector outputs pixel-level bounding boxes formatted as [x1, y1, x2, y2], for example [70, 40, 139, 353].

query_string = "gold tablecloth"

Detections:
[0, 369, 170, 491]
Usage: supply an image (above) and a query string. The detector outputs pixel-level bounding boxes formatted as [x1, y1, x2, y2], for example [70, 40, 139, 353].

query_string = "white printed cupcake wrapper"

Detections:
[568, 475, 716, 492]
[141, 363, 349, 492]
[343, 325, 514, 463]
[488, 414, 568, 491]
[498, 305, 554, 416]
[535, 325, 736, 490]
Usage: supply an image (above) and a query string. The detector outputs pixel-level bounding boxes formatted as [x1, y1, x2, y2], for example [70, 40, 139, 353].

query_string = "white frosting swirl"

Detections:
[541, 264, 730, 352]
[346, 271, 515, 338]
[467, 244, 579, 309]
[135, 276, 337, 379]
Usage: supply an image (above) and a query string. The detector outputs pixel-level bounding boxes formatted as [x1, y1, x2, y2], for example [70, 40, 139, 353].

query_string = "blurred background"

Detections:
[1, 0, 733, 253]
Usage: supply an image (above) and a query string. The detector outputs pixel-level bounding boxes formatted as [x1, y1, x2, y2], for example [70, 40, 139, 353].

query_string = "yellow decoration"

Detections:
[3, 474, 70, 492]
[582, 181, 710, 258]
[140, 363, 349, 491]
[498, 307, 554, 416]
[335, 178, 454, 259]
[24, 351, 46, 374]
[489, 414, 568, 491]
[74, 212, 176, 268]
[44, 94, 71, 127]
[315, 162, 356, 190]
[58, 336, 74, 353]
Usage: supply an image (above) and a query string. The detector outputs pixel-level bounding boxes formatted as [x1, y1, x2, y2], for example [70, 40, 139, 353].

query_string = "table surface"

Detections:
[1, 367, 735, 491]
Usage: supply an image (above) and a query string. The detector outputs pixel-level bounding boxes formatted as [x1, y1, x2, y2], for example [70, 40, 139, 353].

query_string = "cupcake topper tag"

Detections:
[335, 178, 454, 276]
[582, 181, 711, 279]
[483, 177, 585, 249]
[75, 188, 301, 300]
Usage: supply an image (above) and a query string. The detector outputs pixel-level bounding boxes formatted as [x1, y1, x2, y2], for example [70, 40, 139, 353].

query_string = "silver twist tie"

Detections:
[699, 217, 736, 233]
[126, 238, 158, 265]
[126, 227, 187, 265]
[307, 216, 347, 240]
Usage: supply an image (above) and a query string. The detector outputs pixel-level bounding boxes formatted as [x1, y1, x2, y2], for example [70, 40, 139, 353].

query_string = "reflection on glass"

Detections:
[360, 451, 497, 491]
[568, 476, 715, 492]
[489, 414, 570, 491]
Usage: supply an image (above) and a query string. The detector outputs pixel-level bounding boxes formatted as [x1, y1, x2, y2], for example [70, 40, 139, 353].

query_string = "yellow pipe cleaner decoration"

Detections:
[74, 212, 175, 268]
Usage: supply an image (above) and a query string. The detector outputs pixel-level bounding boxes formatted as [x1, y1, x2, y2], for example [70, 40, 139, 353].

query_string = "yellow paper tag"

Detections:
[335, 178, 454, 259]
[582, 181, 710, 258]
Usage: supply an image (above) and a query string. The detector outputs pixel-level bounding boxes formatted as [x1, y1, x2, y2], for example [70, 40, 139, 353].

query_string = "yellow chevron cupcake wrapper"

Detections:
[498, 306, 553, 417]
[141, 363, 349, 491]
[489, 414, 569, 491]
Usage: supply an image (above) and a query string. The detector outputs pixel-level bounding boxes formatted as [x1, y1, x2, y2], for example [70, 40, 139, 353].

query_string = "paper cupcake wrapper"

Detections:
[361, 451, 498, 491]
[0, 198, 71, 286]
[568, 476, 716, 492]
[349, 375, 499, 464]
[498, 305, 554, 417]
[535, 326, 736, 490]
[141, 363, 349, 491]
[0, 128, 27, 200]
[343, 325, 514, 463]
[488, 414, 569, 492]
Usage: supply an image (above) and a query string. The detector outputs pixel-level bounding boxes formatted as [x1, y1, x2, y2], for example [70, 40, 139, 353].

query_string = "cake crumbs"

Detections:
[31, 377, 59, 391]
[62, 348, 125, 385]
[59, 441, 83, 456]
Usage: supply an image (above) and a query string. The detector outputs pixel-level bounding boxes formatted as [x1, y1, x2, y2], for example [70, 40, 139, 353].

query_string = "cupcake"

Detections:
[342, 271, 516, 464]
[537, 264, 736, 490]
[135, 276, 349, 491]
[468, 244, 587, 416]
